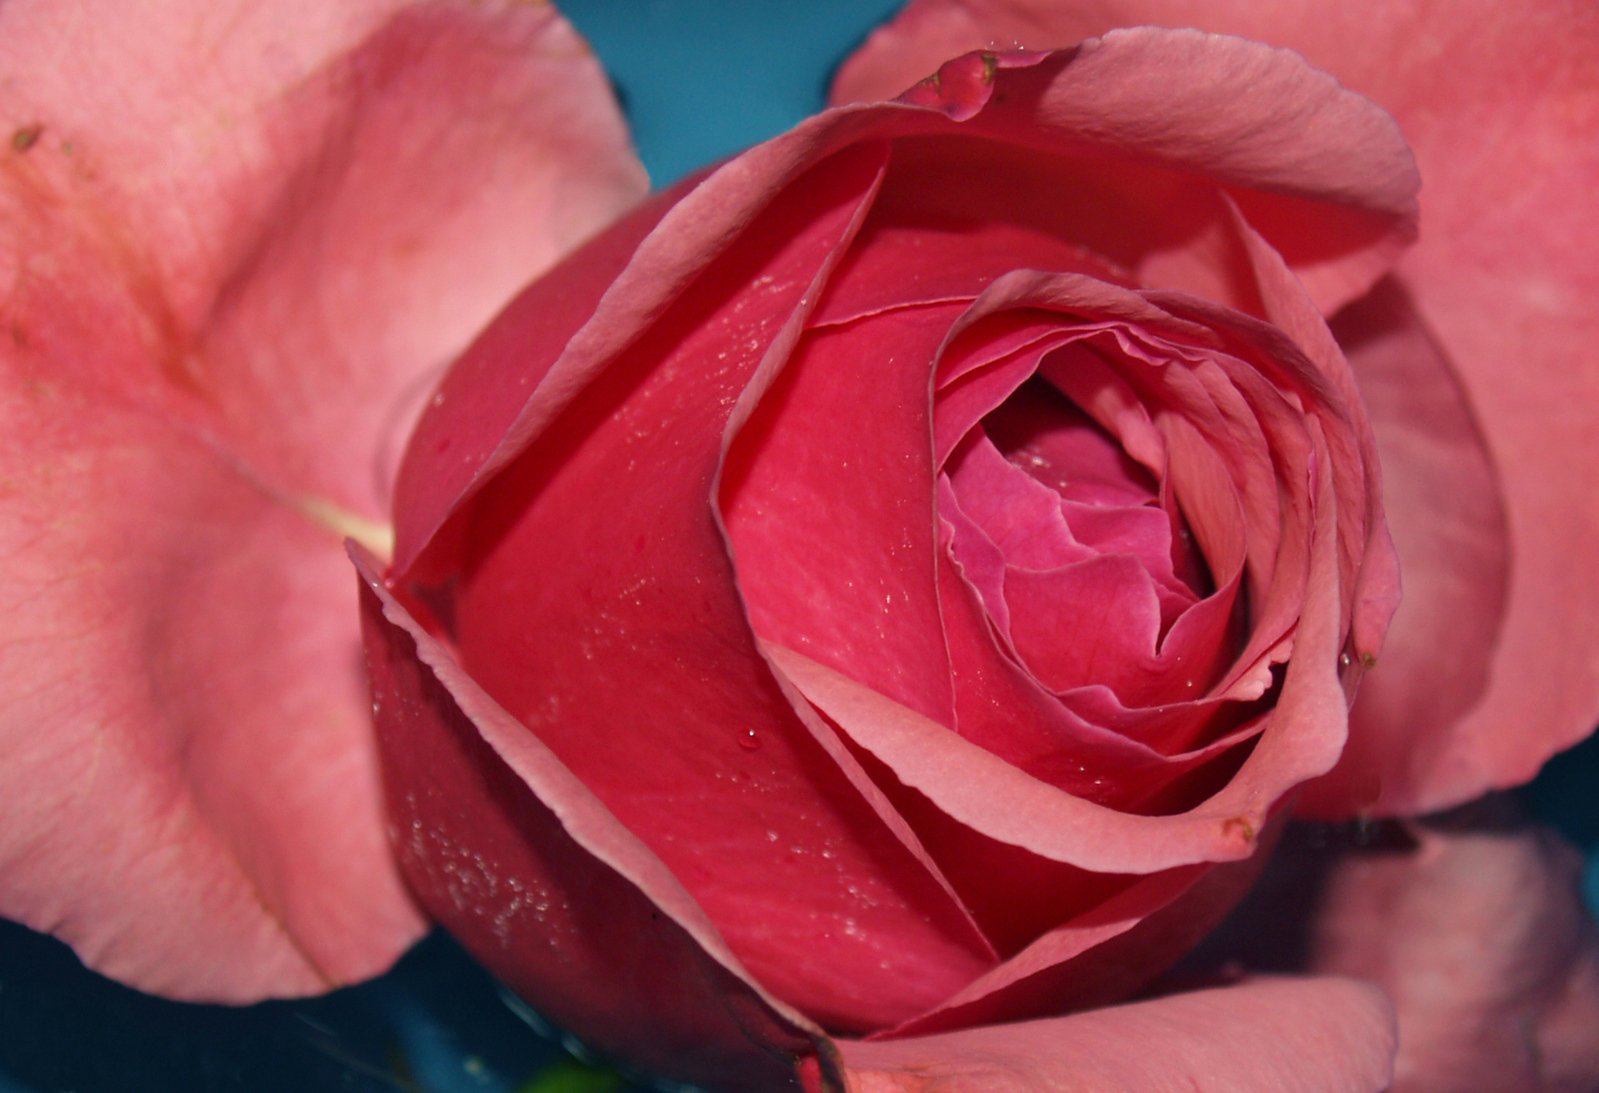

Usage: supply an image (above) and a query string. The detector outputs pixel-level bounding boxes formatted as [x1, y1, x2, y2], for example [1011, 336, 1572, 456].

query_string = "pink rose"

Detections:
[357, 25, 1440, 1092]
[3, 2, 1596, 1091]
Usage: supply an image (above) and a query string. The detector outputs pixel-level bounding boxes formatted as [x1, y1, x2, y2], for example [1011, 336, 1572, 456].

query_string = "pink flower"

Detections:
[358, 13, 1592, 1089]
[3, 2, 1595, 1091]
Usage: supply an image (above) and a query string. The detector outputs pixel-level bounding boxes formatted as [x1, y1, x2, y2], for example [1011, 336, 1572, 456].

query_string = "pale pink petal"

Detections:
[1317, 817, 1599, 1092]
[1299, 286, 1510, 816]
[841, 0, 1599, 815]
[1198, 805, 1599, 1093]
[0, 0, 646, 1000]
[839, 976, 1396, 1093]
[1319, 4, 1599, 810]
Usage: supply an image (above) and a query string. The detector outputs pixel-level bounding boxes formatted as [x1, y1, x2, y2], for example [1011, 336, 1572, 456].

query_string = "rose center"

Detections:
[938, 374, 1210, 698]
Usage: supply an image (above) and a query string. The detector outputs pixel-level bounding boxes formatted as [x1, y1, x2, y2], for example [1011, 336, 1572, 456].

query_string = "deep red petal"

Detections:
[434, 146, 994, 1032]
[356, 550, 837, 1093]
[723, 303, 966, 728]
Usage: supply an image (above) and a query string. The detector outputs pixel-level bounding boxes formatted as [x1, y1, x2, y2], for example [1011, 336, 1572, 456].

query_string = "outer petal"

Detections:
[356, 549, 839, 1093]
[835, 24, 1417, 317]
[1299, 286, 1510, 815]
[1194, 804, 1599, 1092]
[423, 144, 1000, 1033]
[835, 0, 1599, 814]
[0, 0, 646, 999]
[837, 976, 1396, 1092]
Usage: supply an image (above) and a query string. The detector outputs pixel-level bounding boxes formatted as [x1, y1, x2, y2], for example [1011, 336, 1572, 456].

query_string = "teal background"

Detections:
[2, 3, 1594, 1091]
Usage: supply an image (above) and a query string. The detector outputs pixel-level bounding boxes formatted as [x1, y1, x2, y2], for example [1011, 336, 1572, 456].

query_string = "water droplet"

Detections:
[1339, 652, 1352, 668]
[738, 728, 761, 751]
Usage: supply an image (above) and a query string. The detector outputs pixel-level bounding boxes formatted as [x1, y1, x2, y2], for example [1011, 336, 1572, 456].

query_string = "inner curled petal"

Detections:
[938, 361, 1218, 701]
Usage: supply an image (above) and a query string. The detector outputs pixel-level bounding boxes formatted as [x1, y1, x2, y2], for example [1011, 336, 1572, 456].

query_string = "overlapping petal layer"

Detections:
[377, 29, 1416, 1085]
[832, 0, 1599, 818]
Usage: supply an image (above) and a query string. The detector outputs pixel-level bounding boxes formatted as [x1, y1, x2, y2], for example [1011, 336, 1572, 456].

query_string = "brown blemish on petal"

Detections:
[11, 124, 43, 153]
[2, 134, 206, 398]
[979, 52, 999, 83]
[1222, 817, 1257, 845]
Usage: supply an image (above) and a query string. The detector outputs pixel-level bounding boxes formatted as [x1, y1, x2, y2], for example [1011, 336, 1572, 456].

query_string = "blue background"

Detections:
[2, 3, 1593, 1091]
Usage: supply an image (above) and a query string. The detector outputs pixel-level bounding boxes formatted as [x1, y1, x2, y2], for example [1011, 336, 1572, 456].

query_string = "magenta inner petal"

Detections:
[933, 334, 1064, 466]
[1060, 501, 1198, 624]
[1003, 556, 1164, 695]
[981, 375, 1160, 509]
[932, 320, 1234, 718]
[945, 433, 1089, 573]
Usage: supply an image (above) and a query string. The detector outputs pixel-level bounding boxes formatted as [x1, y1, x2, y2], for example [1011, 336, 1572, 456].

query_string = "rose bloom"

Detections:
[2, 3, 1596, 1092]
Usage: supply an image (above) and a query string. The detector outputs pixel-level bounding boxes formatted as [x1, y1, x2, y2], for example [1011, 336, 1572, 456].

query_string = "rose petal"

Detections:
[355, 549, 837, 1093]
[431, 145, 996, 1032]
[877, 826, 1275, 1037]
[1195, 805, 1599, 1093]
[1003, 556, 1165, 695]
[723, 301, 966, 728]
[0, 0, 645, 1000]
[1319, 818, 1599, 1092]
[399, 29, 1408, 572]
[838, 976, 1396, 1092]
[834, 25, 1418, 316]
[1300, 285, 1511, 816]
[768, 414, 1356, 871]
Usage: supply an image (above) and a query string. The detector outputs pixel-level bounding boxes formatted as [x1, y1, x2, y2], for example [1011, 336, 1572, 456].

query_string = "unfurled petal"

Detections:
[0, 0, 645, 1000]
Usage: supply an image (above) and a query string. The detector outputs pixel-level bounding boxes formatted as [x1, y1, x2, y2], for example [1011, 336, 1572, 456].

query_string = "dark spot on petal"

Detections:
[11, 124, 43, 153]
[1222, 816, 1256, 844]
